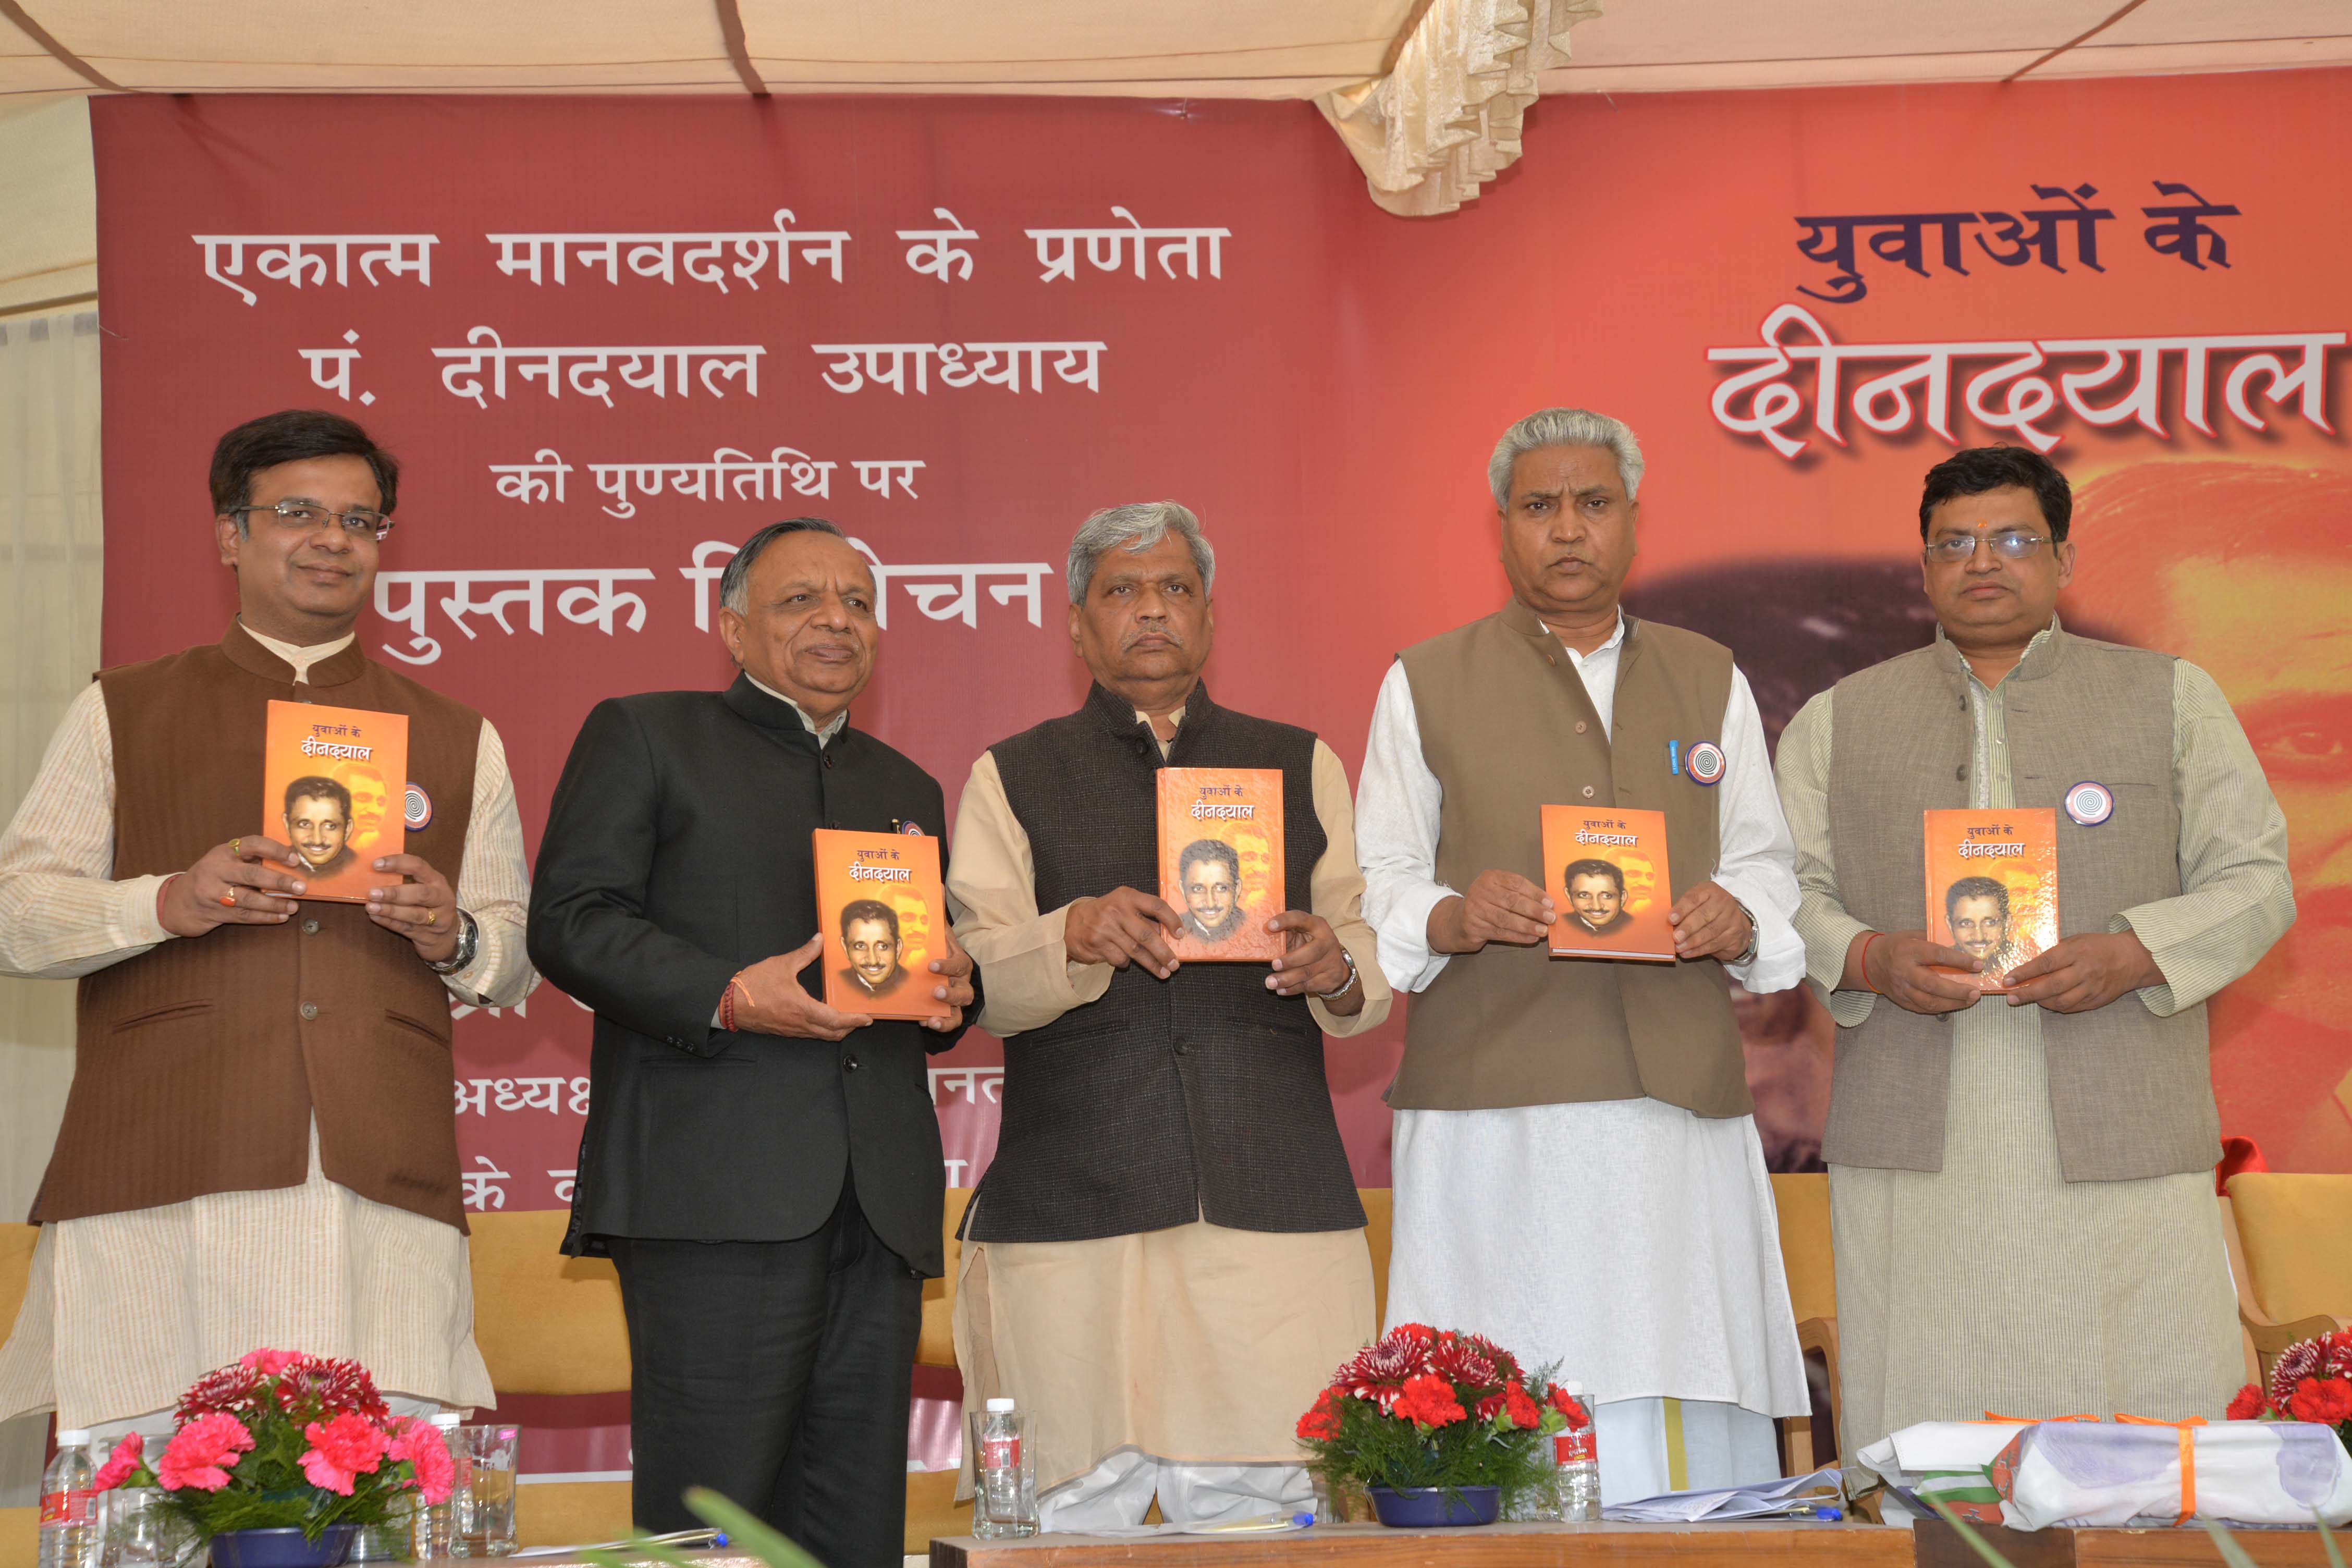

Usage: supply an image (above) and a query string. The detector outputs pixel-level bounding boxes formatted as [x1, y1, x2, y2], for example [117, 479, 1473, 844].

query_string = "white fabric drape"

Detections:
[0, 307, 102, 1502]
[1318, 0, 1601, 217]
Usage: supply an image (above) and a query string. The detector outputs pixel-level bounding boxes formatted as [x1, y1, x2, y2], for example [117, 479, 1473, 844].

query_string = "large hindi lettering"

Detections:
[433, 327, 763, 408]
[1708, 302, 2341, 458]
[810, 340, 1105, 395]
[375, 568, 658, 665]
[486, 211, 850, 292]
[1025, 207, 1229, 283]
[195, 234, 435, 306]
[681, 539, 1052, 633]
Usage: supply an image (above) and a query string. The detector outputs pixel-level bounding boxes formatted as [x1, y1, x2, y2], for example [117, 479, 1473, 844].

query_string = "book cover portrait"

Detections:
[261, 700, 408, 903]
[1156, 767, 1285, 962]
[1924, 807, 2059, 990]
[1540, 805, 1675, 962]
[813, 828, 952, 1021]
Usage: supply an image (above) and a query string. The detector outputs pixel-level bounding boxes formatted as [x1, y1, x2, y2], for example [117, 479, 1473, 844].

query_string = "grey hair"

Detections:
[1488, 408, 1646, 508]
[1065, 501, 1216, 605]
[719, 517, 848, 615]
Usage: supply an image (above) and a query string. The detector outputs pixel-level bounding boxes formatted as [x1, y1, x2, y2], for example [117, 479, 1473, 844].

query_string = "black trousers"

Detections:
[607, 1179, 924, 1568]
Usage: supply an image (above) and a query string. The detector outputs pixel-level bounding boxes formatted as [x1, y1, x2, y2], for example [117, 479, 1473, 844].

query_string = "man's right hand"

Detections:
[729, 935, 874, 1041]
[1065, 887, 1183, 979]
[1428, 870, 1555, 954]
[1847, 929, 1985, 1015]
[158, 837, 309, 936]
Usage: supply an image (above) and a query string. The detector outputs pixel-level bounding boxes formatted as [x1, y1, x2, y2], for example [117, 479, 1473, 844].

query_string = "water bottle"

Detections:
[1554, 1384, 1601, 1522]
[38, 1430, 97, 1568]
[970, 1399, 1037, 1539]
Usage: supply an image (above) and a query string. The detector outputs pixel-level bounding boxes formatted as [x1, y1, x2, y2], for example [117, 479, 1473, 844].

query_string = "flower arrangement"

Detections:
[91, 1350, 458, 1546]
[1294, 1323, 1585, 1512]
[2228, 1328, 2352, 1447]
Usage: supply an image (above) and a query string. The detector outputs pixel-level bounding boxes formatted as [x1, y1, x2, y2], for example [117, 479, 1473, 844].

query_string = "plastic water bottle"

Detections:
[1554, 1386, 1601, 1522]
[971, 1399, 1037, 1539]
[38, 1430, 97, 1568]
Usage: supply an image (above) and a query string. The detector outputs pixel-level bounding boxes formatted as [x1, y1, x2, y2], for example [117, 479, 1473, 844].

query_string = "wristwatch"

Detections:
[1729, 898, 1760, 967]
[426, 909, 481, 974]
[1313, 949, 1360, 1002]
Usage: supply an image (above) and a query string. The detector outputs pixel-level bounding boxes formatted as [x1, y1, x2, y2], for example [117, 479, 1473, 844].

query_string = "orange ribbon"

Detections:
[1970, 1412, 2097, 1424]
[2117, 1415, 2208, 1525]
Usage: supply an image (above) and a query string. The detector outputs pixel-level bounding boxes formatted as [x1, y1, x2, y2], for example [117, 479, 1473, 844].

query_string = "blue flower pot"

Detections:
[208, 1525, 357, 1568]
[1366, 1485, 1501, 1526]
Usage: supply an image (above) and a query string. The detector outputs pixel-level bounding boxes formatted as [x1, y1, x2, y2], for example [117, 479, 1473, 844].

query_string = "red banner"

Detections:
[92, 69, 2352, 1466]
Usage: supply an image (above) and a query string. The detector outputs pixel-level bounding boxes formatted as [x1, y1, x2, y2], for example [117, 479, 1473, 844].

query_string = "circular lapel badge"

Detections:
[899, 819, 926, 836]
[403, 782, 434, 831]
[1686, 741, 1726, 786]
[2064, 780, 2114, 827]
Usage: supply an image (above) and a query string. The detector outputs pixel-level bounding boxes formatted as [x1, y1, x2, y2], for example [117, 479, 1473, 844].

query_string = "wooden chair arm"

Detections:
[1784, 1315, 1842, 1476]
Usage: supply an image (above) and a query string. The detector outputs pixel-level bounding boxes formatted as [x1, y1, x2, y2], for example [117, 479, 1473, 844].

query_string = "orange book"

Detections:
[813, 828, 951, 1021]
[262, 701, 407, 903]
[1156, 767, 1284, 962]
[1540, 805, 1674, 961]
[1924, 808, 2058, 990]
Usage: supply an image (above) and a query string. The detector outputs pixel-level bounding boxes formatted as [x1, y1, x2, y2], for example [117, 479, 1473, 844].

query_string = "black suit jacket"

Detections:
[529, 676, 967, 1274]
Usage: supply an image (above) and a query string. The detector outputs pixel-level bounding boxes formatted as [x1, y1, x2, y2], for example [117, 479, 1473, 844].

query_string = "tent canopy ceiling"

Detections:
[3, 0, 2346, 107]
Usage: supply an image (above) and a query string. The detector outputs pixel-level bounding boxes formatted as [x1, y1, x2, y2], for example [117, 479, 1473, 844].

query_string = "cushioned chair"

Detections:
[2223, 1172, 2352, 1382]
[1767, 1172, 1840, 1476]
[1, 1223, 40, 1568]
[464, 1210, 634, 1550]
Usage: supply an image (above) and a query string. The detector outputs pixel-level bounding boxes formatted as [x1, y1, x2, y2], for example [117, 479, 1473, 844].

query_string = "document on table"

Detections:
[1603, 1466, 1843, 1522]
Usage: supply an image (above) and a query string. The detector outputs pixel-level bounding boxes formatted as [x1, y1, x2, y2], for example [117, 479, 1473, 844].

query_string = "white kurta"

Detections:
[1355, 613, 1810, 1497]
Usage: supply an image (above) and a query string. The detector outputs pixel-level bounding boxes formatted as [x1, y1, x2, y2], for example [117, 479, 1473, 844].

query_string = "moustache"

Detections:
[1123, 628, 1186, 649]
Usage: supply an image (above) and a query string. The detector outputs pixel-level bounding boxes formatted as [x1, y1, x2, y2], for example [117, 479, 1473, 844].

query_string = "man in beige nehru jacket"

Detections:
[0, 410, 536, 1443]
[1357, 408, 1809, 1502]
[1775, 445, 2293, 1462]
[948, 501, 1389, 1530]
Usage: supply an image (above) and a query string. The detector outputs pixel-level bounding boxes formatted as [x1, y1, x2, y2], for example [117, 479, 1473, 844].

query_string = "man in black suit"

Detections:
[529, 518, 976, 1566]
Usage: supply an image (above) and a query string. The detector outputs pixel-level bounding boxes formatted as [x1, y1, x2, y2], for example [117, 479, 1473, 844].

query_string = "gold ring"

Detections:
[219, 889, 238, 908]
[425, 909, 438, 926]
[231, 838, 241, 856]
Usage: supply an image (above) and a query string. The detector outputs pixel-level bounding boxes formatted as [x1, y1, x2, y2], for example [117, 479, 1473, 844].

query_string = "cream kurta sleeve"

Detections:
[1776, 689, 1879, 1030]
[947, 742, 1390, 1038]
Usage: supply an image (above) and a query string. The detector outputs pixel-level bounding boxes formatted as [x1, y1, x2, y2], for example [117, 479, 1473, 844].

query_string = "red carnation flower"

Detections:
[157, 1414, 254, 1492]
[387, 1418, 457, 1505]
[1394, 1373, 1467, 1429]
[2286, 1377, 2352, 1426]
[1296, 1389, 1343, 1443]
[1504, 1383, 1541, 1429]
[239, 1349, 300, 1376]
[299, 1412, 391, 1497]
[1548, 1386, 1591, 1430]
[1391, 1323, 1437, 1344]
[93, 1432, 145, 1491]
[2226, 1383, 2270, 1422]
[2271, 1339, 2328, 1409]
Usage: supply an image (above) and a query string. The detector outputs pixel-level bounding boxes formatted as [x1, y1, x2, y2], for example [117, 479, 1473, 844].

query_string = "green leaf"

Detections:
[1924, 1497, 2018, 1568]
[2314, 1510, 2345, 1568]
[2193, 1518, 2263, 1568]
[684, 1489, 829, 1568]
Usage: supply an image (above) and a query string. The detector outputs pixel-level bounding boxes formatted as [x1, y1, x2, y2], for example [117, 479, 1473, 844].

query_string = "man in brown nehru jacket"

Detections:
[1777, 444, 2294, 1461]
[1357, 407, 1809, 1501]
[0, 410, 537, 1443]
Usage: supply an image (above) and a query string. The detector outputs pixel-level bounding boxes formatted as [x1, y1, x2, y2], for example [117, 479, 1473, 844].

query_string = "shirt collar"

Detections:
[744, 671, 849, 744]
[1936, 616, 2061, 691]
[237, 621, 357, 686]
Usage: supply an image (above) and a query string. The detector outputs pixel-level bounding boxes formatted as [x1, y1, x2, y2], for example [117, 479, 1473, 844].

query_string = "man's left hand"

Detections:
[923, 923, 978, 1033]
[366, 854, 461, 965]
[2001, 930, 2162, 1013]
[1668, 880, 1752, 962]
[1266, 911, 1358, 1013]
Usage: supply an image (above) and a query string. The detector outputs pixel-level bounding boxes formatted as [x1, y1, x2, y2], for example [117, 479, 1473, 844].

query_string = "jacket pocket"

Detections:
[109, 999, 214, 1033]
[384, 1009, 450, 1046]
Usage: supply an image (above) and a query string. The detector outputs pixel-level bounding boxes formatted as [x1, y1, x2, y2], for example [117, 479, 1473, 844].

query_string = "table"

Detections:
[928, 1520, 1915, 1567]
[1913, 1520, 2345, 1566]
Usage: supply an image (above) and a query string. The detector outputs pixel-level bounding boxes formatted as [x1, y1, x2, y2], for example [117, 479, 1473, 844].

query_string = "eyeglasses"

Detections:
[227, 500, 394, 542]
[1922, 529, 2049, 565]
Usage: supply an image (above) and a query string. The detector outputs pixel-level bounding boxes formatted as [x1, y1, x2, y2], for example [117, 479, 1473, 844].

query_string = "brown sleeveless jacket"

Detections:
[1391, 603, 1749, 1116]
[34, 624, 482, 1228]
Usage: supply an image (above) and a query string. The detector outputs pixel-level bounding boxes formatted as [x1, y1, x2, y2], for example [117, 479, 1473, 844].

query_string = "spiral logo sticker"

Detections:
[1686, 741, 1726, 786]
[2064, 780, 2113, 827]
[403, 782, 433, 831]
[900, 820, 925, 836]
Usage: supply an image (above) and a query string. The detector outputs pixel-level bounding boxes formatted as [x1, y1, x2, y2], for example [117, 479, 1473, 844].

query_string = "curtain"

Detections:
[0, 307, 102, 1502]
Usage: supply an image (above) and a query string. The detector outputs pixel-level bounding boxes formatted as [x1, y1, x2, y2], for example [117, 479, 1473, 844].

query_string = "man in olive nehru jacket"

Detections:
[1357, 408, 1809, 1501]
[1776, 445, 2293, 1459]
[948, 501, 1390, 1530]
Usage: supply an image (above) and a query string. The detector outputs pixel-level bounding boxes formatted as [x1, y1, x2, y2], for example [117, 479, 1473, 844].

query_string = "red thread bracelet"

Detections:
[1858, 932, 1884, 994]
